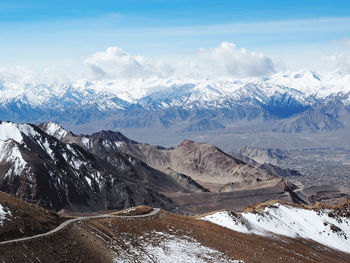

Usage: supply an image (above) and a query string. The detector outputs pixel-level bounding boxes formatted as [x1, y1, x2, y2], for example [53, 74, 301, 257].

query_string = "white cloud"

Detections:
[323, 53, 350, 74]
[83, 43, 276, 80]
[83, 46, 173, 79]
[338, 37, 350, 46]
[0, 66, 76, 86]
[0, 67, 35, 84]
[178, 42, 275, 78]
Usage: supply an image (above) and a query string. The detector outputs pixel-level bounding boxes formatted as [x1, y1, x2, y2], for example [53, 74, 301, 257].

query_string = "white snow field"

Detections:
[202, 203, 350, 253]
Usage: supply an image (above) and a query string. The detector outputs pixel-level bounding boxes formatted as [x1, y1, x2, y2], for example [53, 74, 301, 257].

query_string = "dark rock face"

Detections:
[0, 122, 193, 212]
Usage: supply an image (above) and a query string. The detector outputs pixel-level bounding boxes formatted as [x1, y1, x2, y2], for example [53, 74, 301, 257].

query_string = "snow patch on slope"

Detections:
[0, 140, 27, 178]
[201, 211, 252, 234]
[113, 231, 244, 263]
[44, 122, 68, 140]
[81, 137, 91, 148]
[202, 203, 350, 253]
[41, 139, 55, 159]
[0, 204, 12, 226]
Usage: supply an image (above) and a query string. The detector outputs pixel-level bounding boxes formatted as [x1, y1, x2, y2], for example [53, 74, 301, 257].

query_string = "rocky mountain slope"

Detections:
[236, 146, 287, 165]
[38, 122, 310, 213]
[0, 121, 203, 212]
[40, 123, 280, 191]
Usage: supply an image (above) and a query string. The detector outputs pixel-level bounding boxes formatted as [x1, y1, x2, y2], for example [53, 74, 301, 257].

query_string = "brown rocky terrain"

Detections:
[0, 191, 61, 242]
[0, 201, 349, 263]
[155, 139, 277, 190]
[171, 178, 299, 214]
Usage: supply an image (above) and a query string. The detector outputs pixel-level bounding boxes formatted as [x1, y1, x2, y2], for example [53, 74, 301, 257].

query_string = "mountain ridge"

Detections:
[1, 71, 350, 135]
[0, 121, 204, 212]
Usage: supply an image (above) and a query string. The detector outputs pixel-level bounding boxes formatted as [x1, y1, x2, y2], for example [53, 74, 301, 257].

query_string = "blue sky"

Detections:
[1, 0, 349, 24]
[1, 0, 350, 75]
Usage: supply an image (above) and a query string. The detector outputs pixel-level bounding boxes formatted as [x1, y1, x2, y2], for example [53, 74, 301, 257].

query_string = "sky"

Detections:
[1, 0, 350, 81]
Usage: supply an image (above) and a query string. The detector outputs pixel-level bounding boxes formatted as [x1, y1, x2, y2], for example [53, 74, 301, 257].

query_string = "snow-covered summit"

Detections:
[71, 71, 350, 104]
[268, 70, 350, 98]
[0, 122, 38, 143]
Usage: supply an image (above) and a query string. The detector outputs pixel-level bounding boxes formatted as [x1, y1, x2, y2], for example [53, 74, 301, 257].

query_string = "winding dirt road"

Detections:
[0, 208, 160, 245]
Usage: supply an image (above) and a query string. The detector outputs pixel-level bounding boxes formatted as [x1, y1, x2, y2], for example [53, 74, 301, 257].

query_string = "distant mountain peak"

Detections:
[90, 130, 137, 143]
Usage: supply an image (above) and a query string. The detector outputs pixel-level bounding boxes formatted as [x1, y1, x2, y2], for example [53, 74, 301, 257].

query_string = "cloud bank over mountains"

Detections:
[324, 53, 350, 74]
[83, 42, 276, 80]
[83, 46, 174, 79]
[0, 41, 349, 86]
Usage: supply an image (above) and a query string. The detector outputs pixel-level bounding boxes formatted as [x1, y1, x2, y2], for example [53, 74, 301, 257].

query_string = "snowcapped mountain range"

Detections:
[2, 70, 350, 105]
[0, 70, 350, 134]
